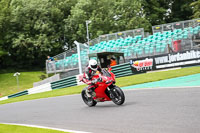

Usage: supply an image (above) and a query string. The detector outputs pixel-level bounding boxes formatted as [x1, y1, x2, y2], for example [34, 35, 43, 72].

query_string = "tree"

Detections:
[112, 0, 151, 32]
[0, 0, 12, 68]
[142, 0, 197, 25]
[166, 0, 197, 22]
[67, 0, 151, 43]
[0, 0, 77, 69]
[190, 0, 200, 18]
[142, 0, 169, 26]
[0, 0, 12, 55]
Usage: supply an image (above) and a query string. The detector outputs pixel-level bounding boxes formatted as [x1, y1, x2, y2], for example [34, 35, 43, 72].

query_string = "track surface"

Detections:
[0, 87, 200, 133]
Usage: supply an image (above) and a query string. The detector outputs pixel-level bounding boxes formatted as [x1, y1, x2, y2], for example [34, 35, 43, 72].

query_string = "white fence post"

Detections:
[74, 41, 82, 74]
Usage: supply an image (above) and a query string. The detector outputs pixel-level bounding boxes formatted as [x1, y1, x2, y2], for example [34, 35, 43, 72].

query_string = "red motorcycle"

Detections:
[79, 68, 125, 107]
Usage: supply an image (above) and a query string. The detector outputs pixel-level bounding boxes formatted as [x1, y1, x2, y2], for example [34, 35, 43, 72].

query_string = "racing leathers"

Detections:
[83, 65, 102, 97]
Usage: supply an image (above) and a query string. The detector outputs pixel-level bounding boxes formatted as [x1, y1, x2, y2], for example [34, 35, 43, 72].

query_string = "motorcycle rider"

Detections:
[83, 59, 102, 97]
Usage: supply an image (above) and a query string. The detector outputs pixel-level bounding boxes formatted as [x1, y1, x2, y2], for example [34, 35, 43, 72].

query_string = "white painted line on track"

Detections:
[1, 123, 91, 133]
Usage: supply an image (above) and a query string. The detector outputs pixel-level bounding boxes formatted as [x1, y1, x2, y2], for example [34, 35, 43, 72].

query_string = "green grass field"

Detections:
[0, 71, 45, 97]
[0, 66, 200, 105]
[0, 123, 68, 133]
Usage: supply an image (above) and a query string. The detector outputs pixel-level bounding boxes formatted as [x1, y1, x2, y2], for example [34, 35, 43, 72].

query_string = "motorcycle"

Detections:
[79, 67, 125, 107]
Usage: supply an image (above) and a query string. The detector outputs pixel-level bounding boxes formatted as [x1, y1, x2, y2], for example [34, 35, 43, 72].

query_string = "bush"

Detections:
[39, 74, 47, 80]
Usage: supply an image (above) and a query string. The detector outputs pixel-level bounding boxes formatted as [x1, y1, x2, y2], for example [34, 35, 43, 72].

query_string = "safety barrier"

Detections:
[111, 63, 133, 78]
[0, 76, 79, 101]
[33, 74, 60, 87]
[0, 83, 53, 101]
[51, 76, 77, 89]
[8, 90, 28, 98]
[28, 83, 52, 95]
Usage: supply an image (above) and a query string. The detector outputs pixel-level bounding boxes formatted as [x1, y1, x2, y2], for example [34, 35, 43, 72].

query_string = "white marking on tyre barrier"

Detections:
[0, 96, 8, 101]
[28, 83, 52, 95]
[1, 123, 91, 133]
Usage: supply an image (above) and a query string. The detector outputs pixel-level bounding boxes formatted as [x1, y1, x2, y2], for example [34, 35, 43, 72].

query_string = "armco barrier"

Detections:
[111, 63, 133, 78]
[51, 75, 77, 89]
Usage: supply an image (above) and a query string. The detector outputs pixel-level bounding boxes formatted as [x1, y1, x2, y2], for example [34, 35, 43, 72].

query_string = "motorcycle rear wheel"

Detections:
[81, 90, 97, 107]
[110, 86, 125, 105]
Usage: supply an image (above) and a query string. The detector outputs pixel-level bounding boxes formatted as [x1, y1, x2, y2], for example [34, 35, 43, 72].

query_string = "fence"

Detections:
[77, 42, 89, 74]
[46, 47, 79, 74]
[152, 18, 200, 33]
[89, 28, 144, 46]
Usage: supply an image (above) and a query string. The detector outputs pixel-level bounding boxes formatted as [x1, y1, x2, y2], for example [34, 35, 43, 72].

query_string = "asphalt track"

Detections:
[0, 87, 200, 133]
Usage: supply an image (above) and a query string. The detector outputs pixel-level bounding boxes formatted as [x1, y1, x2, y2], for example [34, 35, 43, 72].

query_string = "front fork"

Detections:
[106, 84, 116, 99]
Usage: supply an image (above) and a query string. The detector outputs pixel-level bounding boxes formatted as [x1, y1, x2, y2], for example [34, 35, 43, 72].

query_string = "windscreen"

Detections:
[102, 69, 111, 77]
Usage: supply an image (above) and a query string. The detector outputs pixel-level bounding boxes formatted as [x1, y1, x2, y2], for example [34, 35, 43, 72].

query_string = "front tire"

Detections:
[110, 86, 125, 105]
[81, 90, 97, 107]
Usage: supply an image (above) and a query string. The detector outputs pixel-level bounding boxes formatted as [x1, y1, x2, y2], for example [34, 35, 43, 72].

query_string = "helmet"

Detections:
[89, 59, 98, 71]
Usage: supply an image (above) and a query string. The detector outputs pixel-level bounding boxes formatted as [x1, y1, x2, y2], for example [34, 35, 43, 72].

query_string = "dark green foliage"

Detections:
[190, 0, 200, 18]
[167, 0, 196, 22]
[39, 74, 47, 80]
[142, 0, 169, 26]
[0, 0, 77, 69]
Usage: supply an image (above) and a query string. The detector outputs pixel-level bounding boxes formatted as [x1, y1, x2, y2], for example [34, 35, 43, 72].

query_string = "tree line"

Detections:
[0, 0, 199, 69]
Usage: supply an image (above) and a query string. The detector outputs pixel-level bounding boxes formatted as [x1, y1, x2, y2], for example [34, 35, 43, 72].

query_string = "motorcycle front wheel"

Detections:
[110, 86, 125, 105]
[81, 90, 97, 107]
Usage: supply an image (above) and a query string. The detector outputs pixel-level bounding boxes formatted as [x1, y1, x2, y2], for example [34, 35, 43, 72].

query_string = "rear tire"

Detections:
[81, 90, 97, 107]
[110, 86, 125, 105]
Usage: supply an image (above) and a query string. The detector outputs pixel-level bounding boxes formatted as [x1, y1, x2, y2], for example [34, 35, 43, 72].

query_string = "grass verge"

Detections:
[0, 71, 45, 97]
[0, 123, 68, 133]
[0, 66, 200, 105]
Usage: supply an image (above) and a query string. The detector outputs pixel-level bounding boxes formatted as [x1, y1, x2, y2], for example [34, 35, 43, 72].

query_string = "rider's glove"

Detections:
[98, 77, 102, 82]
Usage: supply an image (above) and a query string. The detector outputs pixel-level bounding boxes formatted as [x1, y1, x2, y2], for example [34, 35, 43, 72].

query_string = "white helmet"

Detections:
[89, 59, 98, 71]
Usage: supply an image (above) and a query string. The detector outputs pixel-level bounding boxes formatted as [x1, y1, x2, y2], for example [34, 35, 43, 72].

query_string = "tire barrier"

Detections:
[0, 83, 52, 101]
[8, 90, 28, 98]
[111, 63, 133, 78]
[28, 83, 52, 95]
[51, 76, 77, 90]
[0, 96, 8, 101]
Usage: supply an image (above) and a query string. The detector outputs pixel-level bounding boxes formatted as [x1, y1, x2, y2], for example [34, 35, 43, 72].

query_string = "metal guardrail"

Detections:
[152, 18, 200, 33]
